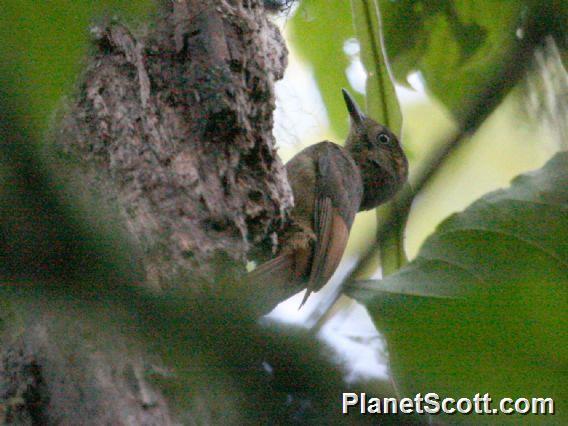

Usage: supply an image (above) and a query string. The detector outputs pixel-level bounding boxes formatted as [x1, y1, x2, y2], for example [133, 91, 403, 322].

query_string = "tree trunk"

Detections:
[58, 0, 292, 290]
[1, 1, 300, 423]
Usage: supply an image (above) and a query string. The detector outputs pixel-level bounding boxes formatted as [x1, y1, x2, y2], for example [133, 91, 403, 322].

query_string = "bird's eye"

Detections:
[377, 133, 390, 144]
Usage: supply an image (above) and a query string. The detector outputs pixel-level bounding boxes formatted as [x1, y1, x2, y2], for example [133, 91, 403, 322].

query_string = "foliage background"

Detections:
[274, 0, 567, 422]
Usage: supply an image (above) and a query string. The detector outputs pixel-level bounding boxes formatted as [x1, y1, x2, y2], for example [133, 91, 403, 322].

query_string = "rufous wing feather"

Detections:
[299, 196, 350, 308]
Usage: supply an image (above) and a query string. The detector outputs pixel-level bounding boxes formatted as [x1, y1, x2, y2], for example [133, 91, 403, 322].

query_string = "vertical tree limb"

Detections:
[58, 0, 292, 290]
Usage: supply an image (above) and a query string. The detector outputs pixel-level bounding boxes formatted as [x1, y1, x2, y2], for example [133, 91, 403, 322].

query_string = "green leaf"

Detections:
[379, 0, 526, 122]
[351, 152, 568, 422]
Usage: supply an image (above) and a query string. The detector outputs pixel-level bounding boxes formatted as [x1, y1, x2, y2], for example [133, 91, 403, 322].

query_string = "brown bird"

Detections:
[250, 89, 408, 307]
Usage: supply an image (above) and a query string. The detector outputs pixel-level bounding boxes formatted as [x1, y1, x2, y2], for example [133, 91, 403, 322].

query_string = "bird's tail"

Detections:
[298, 288, 312, 310]
[248, 254, 294, 285]
[247, 252, 315, 313]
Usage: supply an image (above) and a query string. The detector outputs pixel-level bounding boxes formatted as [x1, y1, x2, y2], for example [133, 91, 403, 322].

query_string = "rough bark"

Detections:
[57, 0, 292, 290]
[1, 0, 299, 423]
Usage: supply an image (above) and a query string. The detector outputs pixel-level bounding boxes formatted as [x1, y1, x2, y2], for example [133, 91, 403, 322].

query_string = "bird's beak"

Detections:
[342, 88, 365, 125]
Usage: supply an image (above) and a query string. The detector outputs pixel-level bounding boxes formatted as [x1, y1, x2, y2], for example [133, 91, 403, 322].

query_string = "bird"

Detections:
[250, 89, 408, 308]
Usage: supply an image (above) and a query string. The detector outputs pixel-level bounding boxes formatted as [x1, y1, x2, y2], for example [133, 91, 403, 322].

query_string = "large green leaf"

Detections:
[351, 152, 568, 423]
[379, 0, 526, 122]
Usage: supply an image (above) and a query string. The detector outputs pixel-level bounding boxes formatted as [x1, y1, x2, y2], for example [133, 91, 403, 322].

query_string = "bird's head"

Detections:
[342, 88, 408, 211]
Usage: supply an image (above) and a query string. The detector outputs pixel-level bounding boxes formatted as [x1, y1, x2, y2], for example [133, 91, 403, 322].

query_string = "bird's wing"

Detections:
[299, 145, 354, 308]
[299, 197, 349, 307]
